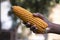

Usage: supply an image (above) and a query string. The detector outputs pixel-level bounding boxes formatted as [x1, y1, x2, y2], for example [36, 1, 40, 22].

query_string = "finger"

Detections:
[30, 26, 41, 34]
[23, 22, 31, 28]
[30, 25, 42, 34]
[33, 13, 50, 24]
[26, 22, 31, 28]
[33, 13, 44, 20]
[33, 29, 42, 34]
[30, 25, 36, 31]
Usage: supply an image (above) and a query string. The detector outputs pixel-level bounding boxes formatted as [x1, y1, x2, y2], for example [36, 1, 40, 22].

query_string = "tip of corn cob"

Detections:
[12, 6, 48, 33]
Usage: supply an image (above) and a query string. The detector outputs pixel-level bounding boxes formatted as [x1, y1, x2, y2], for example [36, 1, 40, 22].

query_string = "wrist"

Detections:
[46, 22, 60, 34]
[46, 22, 53, 33]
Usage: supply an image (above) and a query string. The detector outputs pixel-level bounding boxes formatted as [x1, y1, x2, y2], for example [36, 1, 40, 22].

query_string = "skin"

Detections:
[23, 13, 60, 34]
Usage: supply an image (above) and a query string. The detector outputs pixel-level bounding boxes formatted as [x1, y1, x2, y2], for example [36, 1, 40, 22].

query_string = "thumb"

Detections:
[33, 13, 49, 23]
[33, 13, 44, 20]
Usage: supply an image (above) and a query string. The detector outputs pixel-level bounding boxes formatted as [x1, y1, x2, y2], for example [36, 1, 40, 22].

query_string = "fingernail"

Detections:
[34, 13, 38, 16]
[27, 22, 30, 25]
[26, 22, 31, 28]
[33, 25, 36, 27]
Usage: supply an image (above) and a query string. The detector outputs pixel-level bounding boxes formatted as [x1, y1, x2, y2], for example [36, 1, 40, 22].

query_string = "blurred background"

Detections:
[0, 0, 60, 40]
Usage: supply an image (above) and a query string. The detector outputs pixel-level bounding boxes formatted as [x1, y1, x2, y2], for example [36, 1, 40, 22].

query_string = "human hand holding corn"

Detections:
[12, 6, 48, 33]
[23, 13, 50, 34]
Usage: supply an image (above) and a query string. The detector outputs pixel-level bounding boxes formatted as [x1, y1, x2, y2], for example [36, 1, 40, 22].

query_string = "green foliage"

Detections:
[10, 0, 60, 14]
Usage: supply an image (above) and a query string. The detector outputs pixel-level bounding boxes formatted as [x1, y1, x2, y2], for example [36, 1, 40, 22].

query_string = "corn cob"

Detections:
[12, 6, 48, 33]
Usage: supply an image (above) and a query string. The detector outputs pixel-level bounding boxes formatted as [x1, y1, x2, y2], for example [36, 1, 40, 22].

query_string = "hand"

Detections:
[23, 13, 60, 34]
[23, 13, 51, 34]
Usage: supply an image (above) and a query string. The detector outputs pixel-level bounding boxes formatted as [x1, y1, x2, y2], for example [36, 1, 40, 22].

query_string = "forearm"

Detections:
[47, 22, 60, 34]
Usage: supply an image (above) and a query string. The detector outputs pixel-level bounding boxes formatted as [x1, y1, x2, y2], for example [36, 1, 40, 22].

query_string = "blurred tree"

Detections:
[10, 0, 60, 14]
[10, 0, 17, 5]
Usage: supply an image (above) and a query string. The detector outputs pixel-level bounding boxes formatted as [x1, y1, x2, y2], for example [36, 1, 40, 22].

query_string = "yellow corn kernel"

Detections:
[12, 6, 48, 33]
